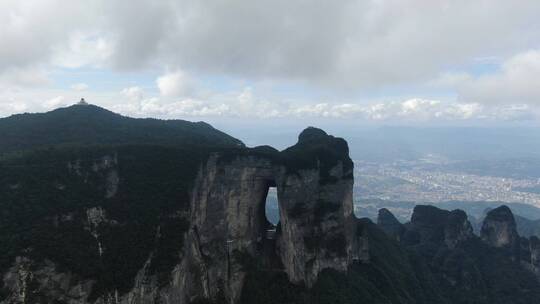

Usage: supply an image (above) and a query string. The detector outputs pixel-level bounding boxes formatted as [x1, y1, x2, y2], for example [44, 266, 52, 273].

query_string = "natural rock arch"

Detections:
[180, 128, 365, 303]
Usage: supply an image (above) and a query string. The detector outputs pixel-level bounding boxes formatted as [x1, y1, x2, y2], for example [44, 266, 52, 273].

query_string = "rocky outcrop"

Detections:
[370, 204, 540, 304]
[276, 128, 360, 287]
[481, 206, 519, 249]
[403, 205, 473, 249]
[478, 206, 540, 278]
[275, 159, 358, 286]
[2, 257, 93, 304]
[176, 127, 363, 303]
[377, 208, 405, 241]
[529, 237, 540, 276]
[444, 209, 475, 249]
[178, 154, 276, 303]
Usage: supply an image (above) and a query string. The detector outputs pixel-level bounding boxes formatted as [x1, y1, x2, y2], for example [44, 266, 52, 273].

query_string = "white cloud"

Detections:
[150, 0, 540, 88]
[1, 82, 536, 123]
[52, 31, 113, 68]
[463, 50, 540, 105]
[71, 83, 89, 91]
[400, 99, 440, 115]
[429, 72, 472, 88]
[156, 70, 192, 97]
[434, 49, 540, 105]
[121, 86, 144, 101]
[274, 99, 530, 122]
[234, 87, 284, 118]
[440, 103, 483, 120]
[2, 1, 540, 89]
[43, 96, 67, 109]
[0, 1, 98, 71]
[488, 104, 535, 121]
[0, 100, 28, 116]
[0, 67, 50, 87]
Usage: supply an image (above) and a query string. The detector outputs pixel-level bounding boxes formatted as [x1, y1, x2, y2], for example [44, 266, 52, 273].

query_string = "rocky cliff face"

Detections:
[480, 206, 540, 277]
[403, 205, 473, 249]
[378, 205, 540, 304]
[481, 206, 519, 249]
[0, 127, 364, 304]
[377, 208, 405, 241]
[444, 209, 475, 249]
[275, 128, 360, 287]
[529, 237, 540, 277]
[176, 128, 363, 303]
[179, 154, 276, 303]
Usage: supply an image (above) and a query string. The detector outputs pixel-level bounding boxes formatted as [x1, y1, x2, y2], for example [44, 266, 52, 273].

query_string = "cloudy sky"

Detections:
[2, 0, 540, 126]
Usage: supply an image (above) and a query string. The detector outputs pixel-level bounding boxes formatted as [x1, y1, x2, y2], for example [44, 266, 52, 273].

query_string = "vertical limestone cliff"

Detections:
[402, 205, 473, 248]
[179, 153, 276, 303]
[480, 206, 540, 276]
[275, 164, 355, 286]
[275, 128, 360, 287]
[481, 206, 519, 249]
[179, 127, 364, 303]
[480, 205, 523, 263]
[529, 237, 540, 277]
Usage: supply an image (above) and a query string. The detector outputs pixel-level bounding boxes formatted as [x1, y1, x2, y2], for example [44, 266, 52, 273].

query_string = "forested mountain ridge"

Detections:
[0, 103, 243, 155]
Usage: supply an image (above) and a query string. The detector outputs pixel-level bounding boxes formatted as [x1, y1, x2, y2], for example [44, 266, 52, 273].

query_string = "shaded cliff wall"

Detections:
[182, 127, 363, 303]
[181, 154, 276, 303]
[275, 159, 358, 286]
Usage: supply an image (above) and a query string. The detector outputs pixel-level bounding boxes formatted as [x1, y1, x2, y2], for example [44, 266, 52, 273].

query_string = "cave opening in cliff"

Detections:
[258, 181, 283, 266]
[264, 186, 280, 226]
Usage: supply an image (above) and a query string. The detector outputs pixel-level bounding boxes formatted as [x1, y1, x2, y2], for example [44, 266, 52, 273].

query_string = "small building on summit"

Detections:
[77, 98, 89, 106]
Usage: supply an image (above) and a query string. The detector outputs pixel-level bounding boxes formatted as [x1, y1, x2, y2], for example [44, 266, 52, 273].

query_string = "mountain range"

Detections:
[1, 104, 540, 304]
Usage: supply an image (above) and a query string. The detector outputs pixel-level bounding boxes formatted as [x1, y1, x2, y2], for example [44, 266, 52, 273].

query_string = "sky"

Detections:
[1, 0, 540, 128]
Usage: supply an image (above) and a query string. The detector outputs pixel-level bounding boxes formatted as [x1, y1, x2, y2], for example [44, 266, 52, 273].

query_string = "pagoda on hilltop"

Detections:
[76, 98, 89, 106]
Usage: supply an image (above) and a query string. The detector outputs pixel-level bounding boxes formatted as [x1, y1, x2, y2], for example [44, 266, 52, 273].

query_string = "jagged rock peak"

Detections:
[410, 205, 450, 230]
[298, 126, 328, 143]
[251, 145, 279, 154]
[484, 205, 514, 222]
[295, 127, 349, 154]
[377, 208, 405, 240]
[405, 205, 473, 248]
[481, 205, 519, 248]
[378, 208, 400, 225]
[445, 209, 474, 249]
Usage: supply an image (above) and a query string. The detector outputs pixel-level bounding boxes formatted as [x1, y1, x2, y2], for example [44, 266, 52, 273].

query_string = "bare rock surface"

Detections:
[481, 205, 519, 249]
[377, 208, 405, 241]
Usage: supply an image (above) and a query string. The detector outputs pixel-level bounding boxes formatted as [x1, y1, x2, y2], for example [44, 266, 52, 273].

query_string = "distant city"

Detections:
[354, 157, 540, 208]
